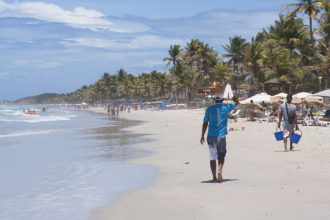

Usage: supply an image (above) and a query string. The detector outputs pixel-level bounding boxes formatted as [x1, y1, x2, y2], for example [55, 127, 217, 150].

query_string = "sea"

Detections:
[0, 105, 156, 220]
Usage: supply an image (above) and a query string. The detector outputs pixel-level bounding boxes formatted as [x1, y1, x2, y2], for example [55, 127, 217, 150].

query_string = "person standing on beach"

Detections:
[248, 100, 255, 121]
[278, 94, 299, 151]
[200, 92, 239, 183]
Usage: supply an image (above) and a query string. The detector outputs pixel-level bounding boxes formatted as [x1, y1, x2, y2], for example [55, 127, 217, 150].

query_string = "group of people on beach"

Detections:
[201, 92, 300, 183]
[106, 104, 133, 115]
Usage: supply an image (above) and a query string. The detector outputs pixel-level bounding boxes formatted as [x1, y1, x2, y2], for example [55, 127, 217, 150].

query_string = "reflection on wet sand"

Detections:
[82, 116, 154, 161]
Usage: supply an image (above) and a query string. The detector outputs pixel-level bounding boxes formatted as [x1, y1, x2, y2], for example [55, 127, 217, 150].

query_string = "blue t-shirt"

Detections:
[203, 103, 235, 137]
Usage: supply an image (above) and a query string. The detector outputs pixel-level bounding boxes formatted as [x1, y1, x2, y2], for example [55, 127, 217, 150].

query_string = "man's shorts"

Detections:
[283, 128, 294, 138]
[207, 136, 227, 160]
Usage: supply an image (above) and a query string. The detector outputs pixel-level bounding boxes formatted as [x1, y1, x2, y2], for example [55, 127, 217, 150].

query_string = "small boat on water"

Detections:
[22, 110, 38, 115]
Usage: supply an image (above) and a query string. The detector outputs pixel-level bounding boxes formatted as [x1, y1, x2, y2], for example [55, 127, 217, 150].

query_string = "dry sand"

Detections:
[90, 108, 330, 220]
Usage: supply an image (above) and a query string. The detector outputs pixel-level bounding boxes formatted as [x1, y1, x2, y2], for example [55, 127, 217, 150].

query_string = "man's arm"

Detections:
[278, 111, 282, 128]
[294, 112, 299, 130]
[233, 95, 239, 106]
[200, 122, 208, 145]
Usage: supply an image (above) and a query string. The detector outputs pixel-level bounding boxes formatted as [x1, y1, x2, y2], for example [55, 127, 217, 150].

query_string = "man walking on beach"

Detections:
[278, 94, 299, 151]
[200, 92, 239, 183]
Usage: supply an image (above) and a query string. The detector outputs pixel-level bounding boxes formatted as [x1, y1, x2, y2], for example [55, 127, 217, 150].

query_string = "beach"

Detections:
[91, 108, 330, 220]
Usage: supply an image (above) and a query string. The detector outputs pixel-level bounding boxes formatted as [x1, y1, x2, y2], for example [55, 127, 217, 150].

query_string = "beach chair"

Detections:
[297, 110, 307, 124]
[238, 108, 247, 119]
[267, 116, 279, 123]
[316, 110, 330, 127]
[229, 110, 240, 123]
[256, 111, 268, 123]
[303, 115, 318, 126]
[317, 120, 330, 127]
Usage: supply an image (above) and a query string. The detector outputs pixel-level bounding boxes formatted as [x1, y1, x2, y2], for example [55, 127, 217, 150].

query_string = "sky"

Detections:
[0, 0, 299, 101]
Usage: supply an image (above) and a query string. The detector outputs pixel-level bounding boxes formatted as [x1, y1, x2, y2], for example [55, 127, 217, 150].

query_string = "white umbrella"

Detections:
[313, 89, 330, 97]
[241, 93, 271, 104]
[81, 102, 88, 105]
[270, 93, 287, 103]
[292, 92, 312, 104]
[305, 96, 324, 104]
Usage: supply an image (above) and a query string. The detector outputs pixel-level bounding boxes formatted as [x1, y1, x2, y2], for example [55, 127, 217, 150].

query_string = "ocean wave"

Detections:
[0, 115, 72, 123]
[0, 130, 52, 138]
[0, 126, 105, 138]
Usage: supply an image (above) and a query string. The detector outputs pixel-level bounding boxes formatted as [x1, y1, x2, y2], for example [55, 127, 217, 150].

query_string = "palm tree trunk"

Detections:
[309, 16, 321, 91]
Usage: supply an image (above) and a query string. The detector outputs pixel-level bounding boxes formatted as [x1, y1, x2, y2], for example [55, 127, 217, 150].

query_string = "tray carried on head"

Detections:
[197, 83, 225, 94]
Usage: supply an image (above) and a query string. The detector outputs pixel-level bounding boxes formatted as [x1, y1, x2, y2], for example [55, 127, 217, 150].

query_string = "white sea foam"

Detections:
[0, 127, 103, 138]
[0, 130, 52, 138]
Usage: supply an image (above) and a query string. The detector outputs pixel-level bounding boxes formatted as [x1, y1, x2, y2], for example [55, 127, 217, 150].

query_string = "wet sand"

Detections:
[90, 108, 330, 220]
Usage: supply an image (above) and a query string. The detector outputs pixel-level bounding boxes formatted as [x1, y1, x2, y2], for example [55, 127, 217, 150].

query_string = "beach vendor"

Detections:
[278, 94, 299, 151]
[200, 91, 239, 183]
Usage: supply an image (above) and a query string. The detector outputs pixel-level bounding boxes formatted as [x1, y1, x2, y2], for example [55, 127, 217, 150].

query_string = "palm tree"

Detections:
[315, 0, 330, 47]
[265, 15, 309, 55]
[281, 0, 324, 90]
[222, 36, 248, 75]
[317, 41, 330, 88]
[151, 70, 167, 99]
[117, 69, 127, 82]
[102, 72, 111, 101]
[163, 45, 183, 71]
[184, 39, 201, 67]
[242, 42, 265, 95]
[198, 42, 218, 81]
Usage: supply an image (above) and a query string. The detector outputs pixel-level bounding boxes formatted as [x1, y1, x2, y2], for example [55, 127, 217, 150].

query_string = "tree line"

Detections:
[32, 0, 330, 104]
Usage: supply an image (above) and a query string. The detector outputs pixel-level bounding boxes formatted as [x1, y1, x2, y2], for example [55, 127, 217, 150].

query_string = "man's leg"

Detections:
[290, 139, 294, 150]
[217, 137, 227, 182]
[218, 158, 225, 182]
[210, 160, 217, 183]
[207, 136, 218, 183]
[283, 137, 288, 151]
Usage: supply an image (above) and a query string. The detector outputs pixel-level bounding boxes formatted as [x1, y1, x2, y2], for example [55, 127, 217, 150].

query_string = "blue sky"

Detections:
[0, 0, 298, 101]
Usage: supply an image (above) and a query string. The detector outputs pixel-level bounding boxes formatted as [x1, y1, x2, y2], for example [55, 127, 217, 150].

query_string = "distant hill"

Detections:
[0, 100, 12, 104]
[14, 93, 65, 104]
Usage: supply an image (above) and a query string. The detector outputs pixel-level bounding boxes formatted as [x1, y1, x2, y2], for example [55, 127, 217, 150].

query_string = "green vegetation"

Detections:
[16, 1, 330, 104]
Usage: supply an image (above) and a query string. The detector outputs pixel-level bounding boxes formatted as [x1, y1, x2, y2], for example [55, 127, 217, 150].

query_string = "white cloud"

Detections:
[13, 60, 62, 69]
[63, 35, 188, 50]
[26, 21, 40, 25]
[0, 1, 148, 33]
[0, 72, 10, 78]
[131, 59, 164, 68]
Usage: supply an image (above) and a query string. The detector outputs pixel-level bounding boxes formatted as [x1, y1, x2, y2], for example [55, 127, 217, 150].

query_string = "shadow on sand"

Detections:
[273, 150, 301, 152]
[201, 179, 238, 183]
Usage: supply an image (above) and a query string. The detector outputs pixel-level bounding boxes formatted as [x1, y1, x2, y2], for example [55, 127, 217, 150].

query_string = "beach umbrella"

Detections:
[108, 103, 113, 106]
[241, 93, 271, 104]
[270, 93, 287, 103]
[313, 89, 330, 97]
[152, 101, 163, 104]
[292, 92, 312, 104]
[81, 102, 87, 105]
[305, 96, 324, 104]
